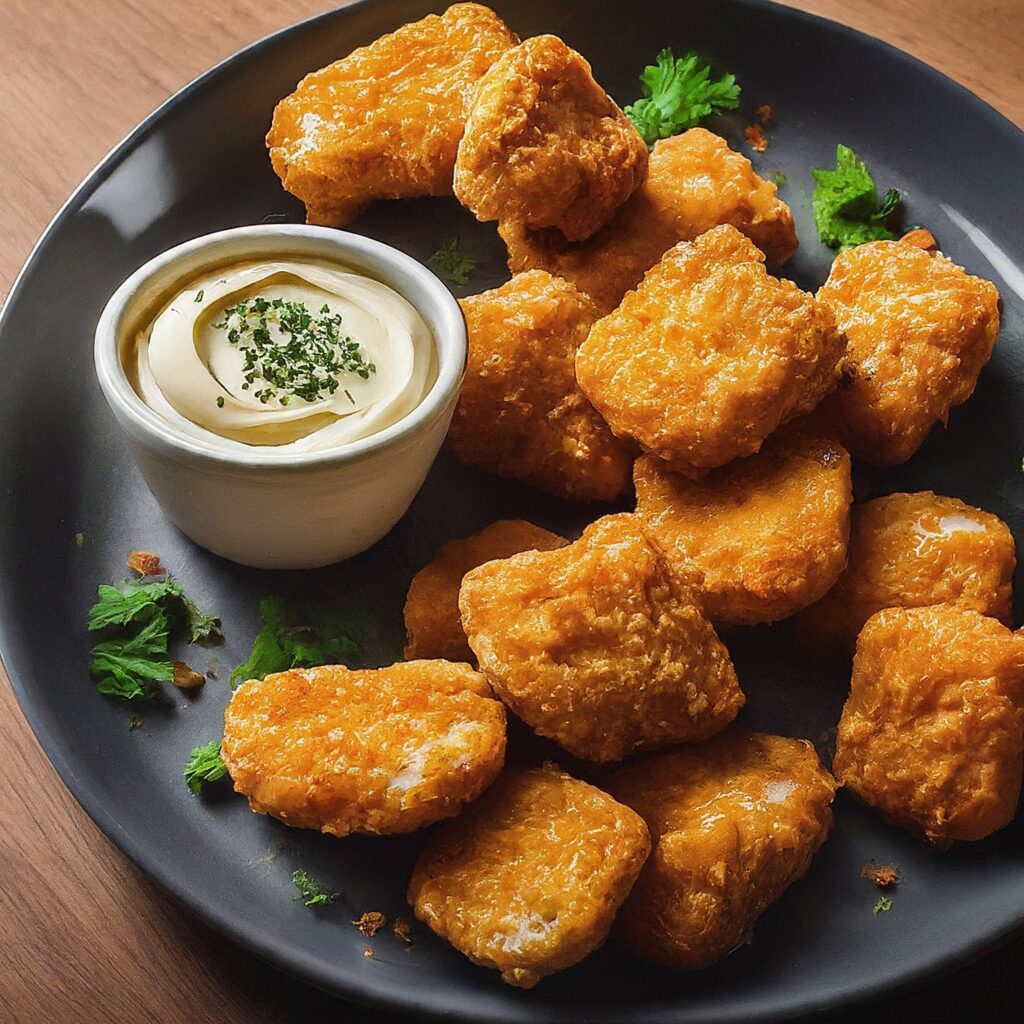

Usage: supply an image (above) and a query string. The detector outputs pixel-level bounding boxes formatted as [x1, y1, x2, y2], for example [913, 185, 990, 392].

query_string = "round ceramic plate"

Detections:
[2, 1, 1023, 1021]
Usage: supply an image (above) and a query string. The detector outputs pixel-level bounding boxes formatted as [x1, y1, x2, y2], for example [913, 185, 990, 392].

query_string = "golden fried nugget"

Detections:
[818, 240, 1001, 465]
[501, 127, 797, 313]
[834, 605, 1024, 845]
[454, 35, 647, 242]
[608, 728, 836, 969]
[450, 270, 634, 501]
[576, 226, 845, 475]
[634, 425, 852, 624]
[795, 491, 1015, 650]
[459, 514, 743, 762]
[266, 4, 517, 225]
[404, 519, 568, 661]
[408, 764, 650, 988]
[221, 662, 505, 836]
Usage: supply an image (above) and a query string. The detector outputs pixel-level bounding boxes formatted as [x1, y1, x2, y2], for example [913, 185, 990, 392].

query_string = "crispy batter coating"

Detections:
[450, 270, 634, 501]
[404, 519, 568, 661]
[834, 605, 1024, 845]
[408, 764, 650, 987]
[459, 513, 744, 761]
[795, 491, 1015, 650]
[608, 728, 836, 970]
[576, 226, 846, 475]
[454, 35, 647, 242]
[818, 240, 1001, 465]
[500, 127, 798, 313]
[634, 424, 852, 624]
[221, 662, 506, 836]
[266, 4, 517, 225]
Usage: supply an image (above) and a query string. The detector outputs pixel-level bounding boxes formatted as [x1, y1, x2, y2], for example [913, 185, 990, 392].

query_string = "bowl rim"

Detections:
[93, 223, 467, 471]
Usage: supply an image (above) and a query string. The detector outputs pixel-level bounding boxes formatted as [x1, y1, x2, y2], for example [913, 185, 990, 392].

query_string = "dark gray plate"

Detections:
[2, 1, 1023, 1021]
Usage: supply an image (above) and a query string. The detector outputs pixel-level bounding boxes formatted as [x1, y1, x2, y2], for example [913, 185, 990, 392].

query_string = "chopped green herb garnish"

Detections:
[811, 145, 902, 251]
[872, 896, 894, 915]
[229, 595, 362, 689]
[624, 48, 740, 145]
[75, 531, 85, 548]
[195, 289, 204, 302]
[216, 395, 225, 408]
[292, 868, 339, 908]
[212, 297, 375, 406]
[771, 170, 788, 187]
[90, 613, 173, 701]
[88, 577, 221, 643]
[430, 238, 476, 285]
[184, 740, 227, 793]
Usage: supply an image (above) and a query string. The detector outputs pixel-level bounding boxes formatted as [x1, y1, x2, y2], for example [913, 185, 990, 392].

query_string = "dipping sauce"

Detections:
[128, 260, 435, 451]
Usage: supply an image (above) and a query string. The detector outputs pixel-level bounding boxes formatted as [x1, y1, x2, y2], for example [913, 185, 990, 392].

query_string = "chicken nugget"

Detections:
[834, 605, 1024, 846]
[576, 225, 845, 475]
[459, 513, 743, 762]
[608, 728, 836, 969]
[267, 4, 517, 226]
[450, 270, 634, 501]
[795, 491, 1015, 650]
[818, 240, 1001, 464]
[221, 661, 506, 836]
[634, 425, 852, 624]
[408, 763, 650, 988]
[454, 35, 648, 242]
[404, 519, 568, 661]
[501, 127, 797, 313]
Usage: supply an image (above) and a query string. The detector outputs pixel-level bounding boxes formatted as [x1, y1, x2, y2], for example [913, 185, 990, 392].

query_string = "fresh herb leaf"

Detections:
[184, 739, 227, 793]
[292, 868, 339, 907]
[624, 48, 740, 145]
[179, 591, 222, 643]
[430, 238, 476, 285]
[195, 289, 204, 302]
[771, 170, 788, 187]
[75, 531, 85, 548]
[229, 596, 362, 689]
[87, 578, 221, 642]
[90, 613, 174, 700]
[811, 145, 902, 251]
[872, 895, 894, 915]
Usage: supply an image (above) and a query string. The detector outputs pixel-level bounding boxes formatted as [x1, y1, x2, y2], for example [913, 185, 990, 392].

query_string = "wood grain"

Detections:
[0, 2, 1022, 1022]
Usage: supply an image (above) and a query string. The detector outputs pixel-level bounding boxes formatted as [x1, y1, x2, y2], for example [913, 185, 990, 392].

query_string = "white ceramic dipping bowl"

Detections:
[94, 225, 466, 570]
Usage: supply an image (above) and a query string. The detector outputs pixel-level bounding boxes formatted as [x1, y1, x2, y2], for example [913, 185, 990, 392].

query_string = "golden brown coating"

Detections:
[221, 662, 506, 837]
[818, 240, 1001, 465]
[634, 425, 852, 625]
[500, 127, 798, 313]
[454, 35, 647, 242]
[794, 491, 1015, 650]
[451, 270, 634, 502]
[266, 4, 517, 225]
[576, 226, 846, 475]
[408, 764, 650, 988]
[459, 513, 744, 762]
[403, 519, 568, 662]
[608, 728, 836, 970]
[834, 605, 1024, 845]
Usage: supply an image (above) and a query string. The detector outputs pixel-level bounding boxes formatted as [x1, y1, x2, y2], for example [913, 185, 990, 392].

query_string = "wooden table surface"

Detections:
[1, 2, 1022, 1022]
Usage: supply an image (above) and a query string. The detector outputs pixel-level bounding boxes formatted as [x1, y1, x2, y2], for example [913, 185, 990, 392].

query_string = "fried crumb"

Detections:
[393, 917, 414, 945]
[901, 227, 937, 251]
[353, 911, 387, 938]
[127, 550, 166, 576]
[744, 124, 768, 152]
[862, 861, 900, 888]
[172, 661, 205, 690]
[755, 104, 773, 125]
[128, 716, 143, 731]
[363, 947, 374, 958]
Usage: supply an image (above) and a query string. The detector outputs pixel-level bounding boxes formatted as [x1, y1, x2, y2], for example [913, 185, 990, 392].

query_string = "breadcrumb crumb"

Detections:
[755, 104, 773, 125]
[127, 550, 166, 576]
[363, 947, 374, 958]
[393, 917, 414, 945]
[862, 861, 900, 888]
[744, 124, 768, 152]
[172, 661, 205, 690]
[353, 911, 387, 938]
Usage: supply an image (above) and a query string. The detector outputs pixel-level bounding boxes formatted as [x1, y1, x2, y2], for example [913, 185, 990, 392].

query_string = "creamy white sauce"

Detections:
[129, 260, 435, 451]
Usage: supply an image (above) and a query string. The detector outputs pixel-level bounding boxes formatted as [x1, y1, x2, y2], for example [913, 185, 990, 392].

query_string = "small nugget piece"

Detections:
[267, 4, 517, 225]
[454, 35, 647, 241]
[795, 491, 1015, 649]
[577, 226, 845, 475]
[634, 425, 852, 624]
[408, 764, 650, 988]
[501, 127, 797, 313]
[819, 240, 1001, 464]
[834, 605, 1024, 845]
[404, 519, 567, 661]
[459, 514, 744, 761]
[451, 270, 634, 501]
[609, 728, 836, 970]
[222, 662, 506, 836]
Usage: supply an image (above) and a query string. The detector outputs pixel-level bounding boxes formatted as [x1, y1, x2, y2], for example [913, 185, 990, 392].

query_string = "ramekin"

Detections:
[94, 225, 466, 570]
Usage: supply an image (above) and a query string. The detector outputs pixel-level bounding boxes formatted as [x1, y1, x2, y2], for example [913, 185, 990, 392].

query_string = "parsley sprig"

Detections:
[430, 238, 476, 285]
[625, 48, 740, 145]
[213, 297, 375, 406]
[292, 869, 339, 908]
[811, 145, 902, 251]
[184, 740, 228, 793]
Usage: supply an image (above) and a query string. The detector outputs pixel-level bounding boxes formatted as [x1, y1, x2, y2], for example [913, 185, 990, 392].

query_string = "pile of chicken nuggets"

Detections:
[225, 1, 1023, 989]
